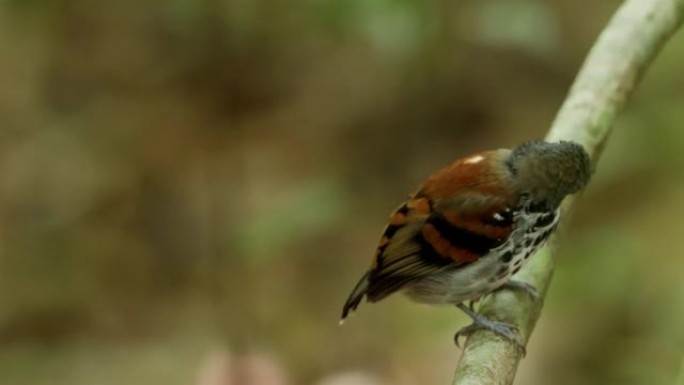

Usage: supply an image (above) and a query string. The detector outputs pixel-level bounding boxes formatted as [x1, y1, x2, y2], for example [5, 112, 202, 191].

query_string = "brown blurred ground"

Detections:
[0, 0, 683, 384]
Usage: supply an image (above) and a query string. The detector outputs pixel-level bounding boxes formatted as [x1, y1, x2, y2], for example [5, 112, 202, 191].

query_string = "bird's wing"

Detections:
[341, 149, 517, 319]
[364, 192, 515, 302]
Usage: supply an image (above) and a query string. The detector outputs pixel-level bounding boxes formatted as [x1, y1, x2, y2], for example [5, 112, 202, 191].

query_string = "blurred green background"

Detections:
[1, 0, 684, 384]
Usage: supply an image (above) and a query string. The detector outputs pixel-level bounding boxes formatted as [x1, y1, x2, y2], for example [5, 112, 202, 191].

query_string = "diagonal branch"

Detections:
[452, 0, 684, 384]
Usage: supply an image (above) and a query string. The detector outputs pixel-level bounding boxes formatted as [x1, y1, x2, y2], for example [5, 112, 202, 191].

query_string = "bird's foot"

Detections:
[500, 280, 541, 302]
[454, 303, 526, 355]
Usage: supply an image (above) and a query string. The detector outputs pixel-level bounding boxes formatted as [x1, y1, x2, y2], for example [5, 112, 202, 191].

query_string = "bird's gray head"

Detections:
[507, 140, 591, 209]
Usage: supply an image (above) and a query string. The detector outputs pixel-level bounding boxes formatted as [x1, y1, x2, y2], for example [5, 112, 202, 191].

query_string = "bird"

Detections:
[341, 140, 591, 351]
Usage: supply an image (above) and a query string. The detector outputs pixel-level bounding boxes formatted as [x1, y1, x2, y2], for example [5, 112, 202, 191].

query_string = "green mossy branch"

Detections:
[452, 0, 684, 384]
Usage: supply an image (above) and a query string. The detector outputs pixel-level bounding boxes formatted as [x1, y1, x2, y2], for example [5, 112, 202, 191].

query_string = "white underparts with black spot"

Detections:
[502, 209, 560, 277]
[404, 208, 560, 305]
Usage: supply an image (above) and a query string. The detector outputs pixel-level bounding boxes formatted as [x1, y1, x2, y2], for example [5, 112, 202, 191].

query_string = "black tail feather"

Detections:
[341, 271, 370, 321]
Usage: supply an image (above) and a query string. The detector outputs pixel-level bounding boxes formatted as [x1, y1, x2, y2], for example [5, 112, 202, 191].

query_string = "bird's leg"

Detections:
[499, 280, 541, 302]
[454, 303, 526, 354]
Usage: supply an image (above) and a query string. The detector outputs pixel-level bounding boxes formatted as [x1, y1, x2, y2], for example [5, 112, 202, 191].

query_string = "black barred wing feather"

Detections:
[341, 193, 516, 319]
[365, 219, 452, 302]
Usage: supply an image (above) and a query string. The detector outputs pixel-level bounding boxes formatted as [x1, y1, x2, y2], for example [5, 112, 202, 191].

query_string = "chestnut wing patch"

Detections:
[365, 195, 515, 302]
[366, 197, 448, 301]
[420, 212, 503, 264]
[372, 197, 432, 270]
[423, 207, 514, 266]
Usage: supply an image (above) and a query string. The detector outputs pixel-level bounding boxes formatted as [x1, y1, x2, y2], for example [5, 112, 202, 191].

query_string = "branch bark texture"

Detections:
[452, 1, 684, 384]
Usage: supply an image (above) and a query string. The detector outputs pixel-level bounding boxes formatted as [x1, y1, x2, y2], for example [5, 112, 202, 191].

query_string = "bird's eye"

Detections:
[505, 158, 518, 175]
[492, 213, 506, 222]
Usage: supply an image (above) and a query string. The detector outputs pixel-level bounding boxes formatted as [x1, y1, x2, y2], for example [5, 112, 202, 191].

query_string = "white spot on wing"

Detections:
[493, 213, 505, 221]
[464, 155, 484, 164]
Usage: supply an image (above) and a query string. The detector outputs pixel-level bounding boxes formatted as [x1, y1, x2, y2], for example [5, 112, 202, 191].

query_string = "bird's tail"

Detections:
[340, 271, 370, 323]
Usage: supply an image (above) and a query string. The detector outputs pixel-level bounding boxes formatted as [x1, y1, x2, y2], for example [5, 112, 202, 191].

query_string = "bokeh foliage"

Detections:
[0, 0, 683, 384]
